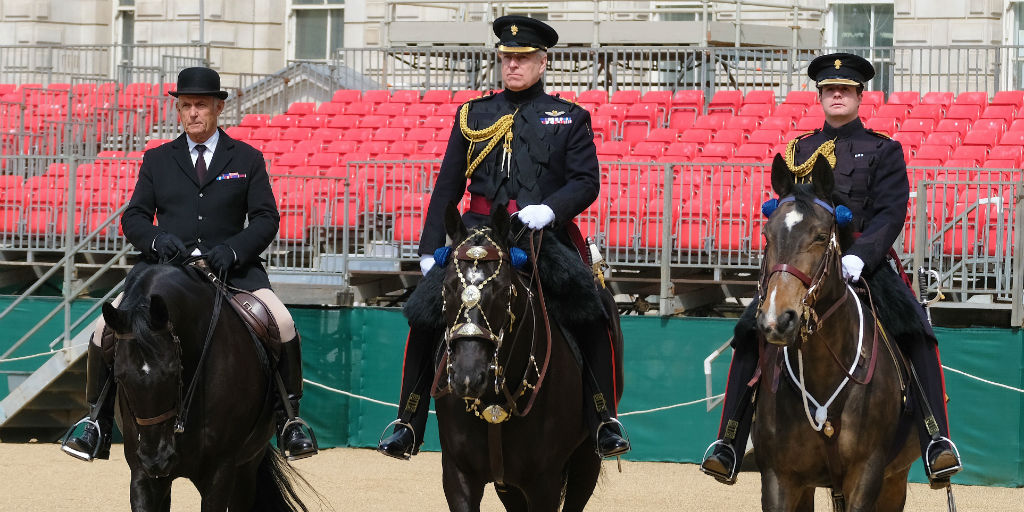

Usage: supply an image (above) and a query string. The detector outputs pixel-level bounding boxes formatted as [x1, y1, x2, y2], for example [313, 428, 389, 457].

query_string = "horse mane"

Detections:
[404, 228, 604, 330]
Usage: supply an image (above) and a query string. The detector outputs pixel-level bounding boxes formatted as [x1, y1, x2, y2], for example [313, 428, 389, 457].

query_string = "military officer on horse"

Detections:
[378, 15, 630, 460]
[62, 66, 317, 463]
[700, 53, 962, 487]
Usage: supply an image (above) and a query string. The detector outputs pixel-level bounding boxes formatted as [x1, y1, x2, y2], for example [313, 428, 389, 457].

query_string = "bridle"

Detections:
[758, 196, 847, 347]
[439, 226, 550, 424]
[113, 326, 185, 429]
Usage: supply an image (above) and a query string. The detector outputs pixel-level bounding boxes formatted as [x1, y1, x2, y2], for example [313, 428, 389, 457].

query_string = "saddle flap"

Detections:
[228, 291, 282, 357]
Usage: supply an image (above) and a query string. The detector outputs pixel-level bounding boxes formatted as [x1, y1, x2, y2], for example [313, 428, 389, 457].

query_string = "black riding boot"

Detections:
[378, 327, 440, 460]
[62, 342, 115, 461]
[578, 322, 630, 458]
[701, 302, 759, 485]
[905, 334, 962, 485]
[276, 337, 318, 461]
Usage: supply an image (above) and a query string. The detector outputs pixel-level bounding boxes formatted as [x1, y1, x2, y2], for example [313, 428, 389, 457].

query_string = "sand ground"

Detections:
[1, 443, 1020, 511]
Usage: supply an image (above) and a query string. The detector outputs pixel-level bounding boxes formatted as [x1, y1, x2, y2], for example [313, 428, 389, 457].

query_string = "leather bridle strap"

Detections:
[770, 263, 814, 287]
[135, 408, 178, 426]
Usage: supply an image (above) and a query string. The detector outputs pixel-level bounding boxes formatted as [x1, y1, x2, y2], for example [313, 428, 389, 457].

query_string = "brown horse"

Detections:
[753, 154, 918, 511]
[431, 204, 603, 511]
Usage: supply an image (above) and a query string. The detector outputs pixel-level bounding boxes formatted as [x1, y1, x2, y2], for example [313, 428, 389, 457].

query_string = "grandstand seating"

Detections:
[0, 83, 1016, 260]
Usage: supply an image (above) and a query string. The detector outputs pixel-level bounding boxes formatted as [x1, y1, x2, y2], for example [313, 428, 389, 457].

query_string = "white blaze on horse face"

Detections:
[141, 362, 150, 375]
[784, 209, 804, 231]
[763, 288, 779, 326]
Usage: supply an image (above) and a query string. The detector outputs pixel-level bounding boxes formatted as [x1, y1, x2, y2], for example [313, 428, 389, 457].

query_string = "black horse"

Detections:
[752, 154, 918, 511]
[102, 263, 310, 511]
[432, 205, 604, 511]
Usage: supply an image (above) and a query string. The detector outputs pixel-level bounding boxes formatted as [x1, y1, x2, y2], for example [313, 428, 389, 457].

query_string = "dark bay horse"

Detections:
[753, 155, 918, 511]
[432, 205, 603, 512]
[103, 263, 310, 511]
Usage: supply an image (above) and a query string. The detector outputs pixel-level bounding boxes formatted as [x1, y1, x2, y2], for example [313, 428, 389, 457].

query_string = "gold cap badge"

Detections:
[510, 25, 519, 36]
[834, 59, 842, 70]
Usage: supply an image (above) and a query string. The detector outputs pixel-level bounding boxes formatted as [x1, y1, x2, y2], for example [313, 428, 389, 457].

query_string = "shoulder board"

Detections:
[866, 128, 891, 139]
[788, 130, 817, 143]
[550, 94, 576, 108]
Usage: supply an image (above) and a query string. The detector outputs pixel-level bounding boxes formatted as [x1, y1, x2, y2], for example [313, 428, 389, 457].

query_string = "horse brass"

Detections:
[482, 404, 509, 423]
[462, 285, 481, 308]
[824, 420, 835, 438]
[466, 246, 488, 260]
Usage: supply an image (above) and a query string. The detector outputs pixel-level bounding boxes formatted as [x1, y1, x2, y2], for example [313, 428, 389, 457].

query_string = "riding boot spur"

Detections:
[578, 324, 630, 458]
[906, 335, 962, 485]
[701, 304, 759, 485]
[275, 336, 318, 461]
[378, 327, 440, 460]
[62, 339, 116, 461]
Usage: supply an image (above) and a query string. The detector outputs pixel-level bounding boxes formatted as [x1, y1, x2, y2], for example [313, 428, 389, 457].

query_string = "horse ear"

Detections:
[444, 201, 467, 243]
[491, 203, 511, 240]
[148, 295, 169, 331]
[101, 301, 130, 334]
[810, 154, 835, 200]
[770, 153, 793, 197]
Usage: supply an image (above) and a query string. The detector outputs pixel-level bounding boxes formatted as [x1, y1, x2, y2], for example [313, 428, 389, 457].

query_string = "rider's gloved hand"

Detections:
[206, 244, 237, 275]
[841, 254, 864, 282]
[420, 254, 436, 276]
[518, 204, 555, 230]
[152, 233, 186, 262]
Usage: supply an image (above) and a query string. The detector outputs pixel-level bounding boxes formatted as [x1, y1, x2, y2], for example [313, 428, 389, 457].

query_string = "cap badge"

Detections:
[834, 59, 842, 70]
[510, 25, 519, 36]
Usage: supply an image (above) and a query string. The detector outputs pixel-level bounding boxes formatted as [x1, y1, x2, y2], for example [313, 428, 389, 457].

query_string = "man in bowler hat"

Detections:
[699, 53, 962, 487]
[62, 67, 317, 462]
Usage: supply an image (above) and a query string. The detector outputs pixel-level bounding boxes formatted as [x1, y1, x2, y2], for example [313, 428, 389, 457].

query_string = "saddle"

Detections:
[192, 263, 283, 361]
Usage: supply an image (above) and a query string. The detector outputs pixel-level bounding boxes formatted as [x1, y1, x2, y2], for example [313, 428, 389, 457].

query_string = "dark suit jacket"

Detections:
[418, 81, 600, 255]
[793, 118, 909, 272]
[121, 129, 280, 291]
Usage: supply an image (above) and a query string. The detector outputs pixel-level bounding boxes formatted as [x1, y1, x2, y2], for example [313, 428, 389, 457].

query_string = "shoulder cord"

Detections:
[460, 103, 518, 178]
[785, 137, 837, 181]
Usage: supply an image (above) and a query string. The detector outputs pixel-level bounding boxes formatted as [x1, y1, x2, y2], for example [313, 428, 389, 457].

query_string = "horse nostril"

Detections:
[777, 310, 796, 333]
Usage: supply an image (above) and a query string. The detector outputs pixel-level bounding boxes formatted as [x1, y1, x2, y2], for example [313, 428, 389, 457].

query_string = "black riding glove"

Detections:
[206, 244, 236, 275]
[153, 233, 186, 262]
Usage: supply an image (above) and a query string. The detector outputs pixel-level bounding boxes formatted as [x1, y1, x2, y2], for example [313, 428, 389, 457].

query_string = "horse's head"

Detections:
[104, 295, 181, 478]
[757, 153, 846, 347]
[440, 203, 520, 401]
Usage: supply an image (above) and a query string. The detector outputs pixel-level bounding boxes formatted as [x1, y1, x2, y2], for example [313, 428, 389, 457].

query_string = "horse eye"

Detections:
[814, 233, 829, 243]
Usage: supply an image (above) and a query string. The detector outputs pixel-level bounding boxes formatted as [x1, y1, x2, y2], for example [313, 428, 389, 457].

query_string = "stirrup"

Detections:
[377, 419, 416, 461]
[700, 440, 739, 483]
[925, 436, 963, 482]
[60, 416, 104, 462]
[279, 417, 319, 461]
[595, 417, 631, 458]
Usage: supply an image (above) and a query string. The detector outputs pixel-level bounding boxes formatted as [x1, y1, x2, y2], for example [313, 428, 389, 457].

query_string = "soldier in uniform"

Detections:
[699, 53, 962, 486]
[62, 67, 317, 462]
[377, 15, 630, 460]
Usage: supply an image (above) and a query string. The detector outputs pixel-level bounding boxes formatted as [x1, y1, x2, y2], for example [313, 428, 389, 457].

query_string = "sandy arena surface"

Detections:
[1, 443, 1020, 511]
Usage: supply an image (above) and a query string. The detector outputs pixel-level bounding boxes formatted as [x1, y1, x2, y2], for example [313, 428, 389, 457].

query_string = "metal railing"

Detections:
[0, 44, 208, 87]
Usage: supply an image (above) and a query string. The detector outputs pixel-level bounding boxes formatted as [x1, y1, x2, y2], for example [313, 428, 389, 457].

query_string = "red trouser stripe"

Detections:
[934, 343, 951, 434]
[606, 325, 619, 407]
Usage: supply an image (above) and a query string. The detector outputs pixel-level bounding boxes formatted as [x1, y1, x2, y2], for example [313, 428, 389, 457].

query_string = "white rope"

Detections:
[619, 394, 724, 416]
[941, 365, 1024, 393]
[0, 343, 85, 363]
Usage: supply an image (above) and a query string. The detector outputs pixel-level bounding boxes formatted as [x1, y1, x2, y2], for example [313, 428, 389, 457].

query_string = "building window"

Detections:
[292, 0, 345, 61]
[117, 2, 135, 62]
[655, 2, 700, 22]
[1014, 2, 1024, 89]
[833, 3, 893, 49]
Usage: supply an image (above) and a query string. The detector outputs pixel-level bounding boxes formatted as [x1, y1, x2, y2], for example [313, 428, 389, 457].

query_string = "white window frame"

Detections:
[825, 1, 894, 48]
[289, 1, 346, 62]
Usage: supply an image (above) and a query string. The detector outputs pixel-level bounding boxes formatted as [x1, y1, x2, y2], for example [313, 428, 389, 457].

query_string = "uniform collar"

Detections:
[503, 80, 545, 105]
[186, 129, 220, 154]
[820, 117, 864, 139]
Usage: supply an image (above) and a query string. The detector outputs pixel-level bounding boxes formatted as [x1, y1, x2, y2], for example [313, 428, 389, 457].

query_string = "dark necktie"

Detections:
[195, 144, 208, 182]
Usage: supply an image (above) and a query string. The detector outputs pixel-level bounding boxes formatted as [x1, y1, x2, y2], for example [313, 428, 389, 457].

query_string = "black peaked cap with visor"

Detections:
[807, 53, 875, 88]
[493, 15, 558, 53]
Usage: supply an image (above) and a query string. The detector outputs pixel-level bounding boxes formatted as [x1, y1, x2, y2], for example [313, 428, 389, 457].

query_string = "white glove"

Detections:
[841, 255, 864, 282]
[420, 254, 436, 276]
[517, 204, 556, 230]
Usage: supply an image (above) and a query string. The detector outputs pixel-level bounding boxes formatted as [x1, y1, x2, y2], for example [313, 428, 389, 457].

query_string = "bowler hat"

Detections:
[807, 53, 875, 88]
[168, 67, 228, 100]
[493, 15, 558, 53]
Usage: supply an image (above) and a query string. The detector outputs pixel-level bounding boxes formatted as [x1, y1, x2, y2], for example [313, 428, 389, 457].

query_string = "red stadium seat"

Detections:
[725, 116, 760, 134]
[900, 118, 935, 135]
[934, 119, 971, 138]
[892, 132, 924, 152]
[707, 90, 743, 114]
[921, 92, 953, 109]
[956, 92, 989, 106]
[748, 129, 783, 145]
[374, 103, 405, 117]
[268, 114, 299, 128]
[550, 90, 577, 102]
[597, 141, 631, 159]
[610, 90, 641, 105]
[887, 91, 920, 107]
[693, 114, 729, 131]
[998, 131, 1024, 146]
[671, 90, 705, 115]
[760, 116, 794, 132]
[774, 103, 806, 119]
[316, 102, 345, 115]
[679, 128, 713, 145]
[962, 129, 1000, 149]
[421, 90, 452, 104]
[297, 115, 327, 128]
[281, 127, 312, 141]
[390, 90, 420, 104]
[578, 90, 609, 105]
[240, 114, 269, 128]
[331, 90, 361, 104]
[981, 105, 1015, 123]
[712, 129, 746, 146]
[915, 144, 952, 163]
[783, 90, 818, 105]
[404, 103, 435, 118]
[734, 143, 771, 162]
[990, 90, 1024, 109]
[640, 90, 672, 121]
[645, 128, 679, 143]
[865, 117, 898, 134]
[987, 145, 1023, 165]
[452, 90, 483, 103]
[907, 104, 943, 122]
[861, 90, 884, 107]
[950, 145, 986, 164]
[736, 103, 773, 119]
[744, 90, 775, 105]
[944, 104, 981, 121]
[875, 104, 910, 122]
[287, 102, 316, 115]
[668, 109, 697, 131]
[361, 90, 391, 104]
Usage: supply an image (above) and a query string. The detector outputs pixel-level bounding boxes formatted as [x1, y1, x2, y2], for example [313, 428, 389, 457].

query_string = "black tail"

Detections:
[250, 446, 320, 512]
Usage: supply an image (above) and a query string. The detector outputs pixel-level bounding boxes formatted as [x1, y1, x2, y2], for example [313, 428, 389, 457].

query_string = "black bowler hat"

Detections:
[492, 15, 558, 53]
[807, 53, 875, 88]
[168, 67, 228, 100]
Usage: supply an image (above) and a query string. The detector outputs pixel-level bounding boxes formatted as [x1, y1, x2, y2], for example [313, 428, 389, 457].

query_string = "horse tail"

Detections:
[249, 445, 320, 512]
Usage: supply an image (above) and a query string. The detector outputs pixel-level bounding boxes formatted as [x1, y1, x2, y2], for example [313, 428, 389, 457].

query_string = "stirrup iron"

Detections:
[700, 440, 739, 481]
[280, 417, 319, 461]
[926, 436, 963, 480]
[595, 417, 631, 458]
[60, 416, 105, 462]
[377, 419, 416, 461]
